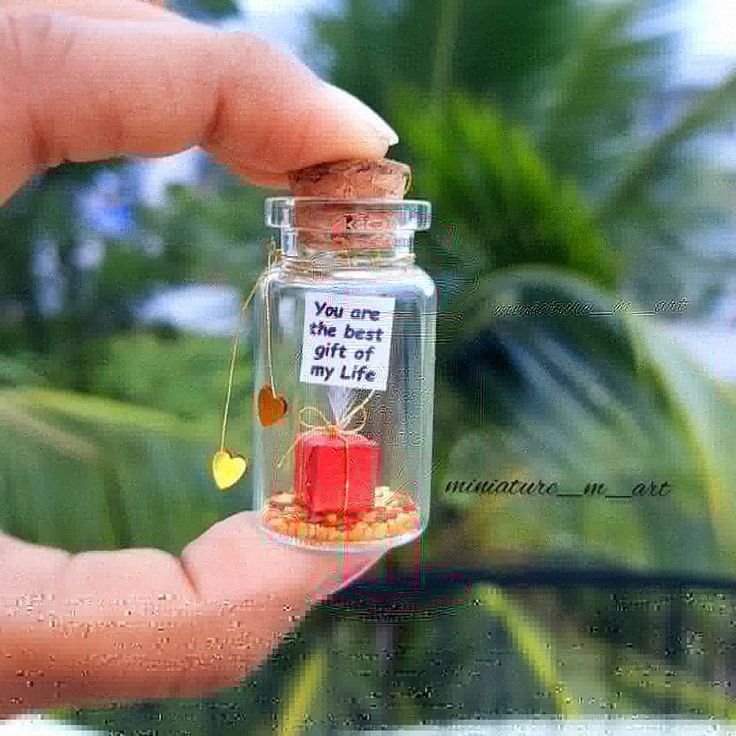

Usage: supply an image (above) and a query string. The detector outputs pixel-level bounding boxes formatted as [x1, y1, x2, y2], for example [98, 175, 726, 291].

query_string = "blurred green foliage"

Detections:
[1, 0, 736, 729]
[91, 332, 253, 422]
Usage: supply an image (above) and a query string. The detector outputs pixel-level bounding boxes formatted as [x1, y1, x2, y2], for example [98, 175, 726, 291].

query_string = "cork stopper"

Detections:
[287, 159, 412, 251]
[288, 158, 411, 200]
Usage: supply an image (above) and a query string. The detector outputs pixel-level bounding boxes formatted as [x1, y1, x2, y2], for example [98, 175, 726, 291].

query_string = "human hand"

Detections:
[0, 0, 393, 713]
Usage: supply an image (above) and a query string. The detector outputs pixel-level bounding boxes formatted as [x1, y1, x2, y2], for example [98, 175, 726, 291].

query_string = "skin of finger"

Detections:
[129, 149, 290, 188]
[0, 539, 197, 710]
[0, 534, 69, 595]
[0, 12, 391, 202]
[0, 514, 382, 712]
[174, 513, 383, 692]
[180, 512, 382, 604]
[0, 540, 200, 709]
[234, 167, 290, 189]
[1, 592, 313, 711]
[0, 595, 285, 709]
[0, 0, 180, 22]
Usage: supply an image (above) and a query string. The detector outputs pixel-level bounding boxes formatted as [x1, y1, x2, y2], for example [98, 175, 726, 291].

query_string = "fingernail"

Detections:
[320, 83, 399, 146]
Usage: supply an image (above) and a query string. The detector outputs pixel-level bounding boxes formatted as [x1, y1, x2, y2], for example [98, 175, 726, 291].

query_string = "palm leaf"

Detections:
[628, 318, 736, 560]
[441, 267, 735, 577]
[398, 96, 617, 286]
[0, 387, 244, 552]
[475, 585, 582, 716]
[277, 648, 327, 736]
[601, 68, 736, 215]
[535, 0, 672, 192]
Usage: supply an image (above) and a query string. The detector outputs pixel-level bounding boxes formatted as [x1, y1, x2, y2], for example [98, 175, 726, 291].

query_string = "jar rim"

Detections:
[265, 197, 432, 233]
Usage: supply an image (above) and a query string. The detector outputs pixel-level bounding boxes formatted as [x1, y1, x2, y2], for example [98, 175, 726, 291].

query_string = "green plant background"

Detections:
[1, 0, 736, 731]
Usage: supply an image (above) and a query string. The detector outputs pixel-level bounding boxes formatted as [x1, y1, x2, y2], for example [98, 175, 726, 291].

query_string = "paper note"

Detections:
[299, 291, 396, 391]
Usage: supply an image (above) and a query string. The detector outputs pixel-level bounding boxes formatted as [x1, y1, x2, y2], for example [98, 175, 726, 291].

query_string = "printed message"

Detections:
[300, 292, 396, 391]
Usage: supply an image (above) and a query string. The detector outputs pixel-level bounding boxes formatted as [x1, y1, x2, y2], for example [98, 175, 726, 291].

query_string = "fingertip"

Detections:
[180, 512, 385, 604]
[318, 82, 399, 146]
[233, 167, 290, 189]
[181, 512, 336, 601]
[206, 37, 398, 175]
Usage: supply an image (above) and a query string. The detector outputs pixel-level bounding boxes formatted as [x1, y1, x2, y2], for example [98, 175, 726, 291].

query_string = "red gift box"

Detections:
[294, 432, 380, 515]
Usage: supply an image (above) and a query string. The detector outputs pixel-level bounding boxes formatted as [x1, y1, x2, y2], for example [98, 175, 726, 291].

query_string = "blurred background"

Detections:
[1, 0, 736, 730]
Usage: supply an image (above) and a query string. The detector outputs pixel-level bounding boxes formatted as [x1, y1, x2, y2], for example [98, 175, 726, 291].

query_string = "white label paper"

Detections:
[299, 291, 396, 391]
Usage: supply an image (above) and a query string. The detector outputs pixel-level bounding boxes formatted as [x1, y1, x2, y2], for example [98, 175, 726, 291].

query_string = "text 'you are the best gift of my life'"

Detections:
[300, 292, 396, 392]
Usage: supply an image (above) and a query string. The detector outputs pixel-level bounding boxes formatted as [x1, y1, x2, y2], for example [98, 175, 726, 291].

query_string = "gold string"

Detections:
[404, 168, 413, 196]
[265, 245, 281, 396]
[218, 242, 281, 452]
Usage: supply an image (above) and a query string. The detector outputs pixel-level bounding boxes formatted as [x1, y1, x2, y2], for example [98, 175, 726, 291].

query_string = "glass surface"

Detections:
[254, 198, 436, 551]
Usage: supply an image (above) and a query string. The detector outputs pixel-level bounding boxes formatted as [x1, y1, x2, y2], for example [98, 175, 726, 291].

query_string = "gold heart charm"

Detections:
[258, 385, 288, 426]
[211, 449, 248, 490]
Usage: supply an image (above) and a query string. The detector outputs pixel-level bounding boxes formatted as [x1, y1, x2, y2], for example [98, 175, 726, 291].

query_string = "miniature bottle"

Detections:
[254, 187, 436, 551]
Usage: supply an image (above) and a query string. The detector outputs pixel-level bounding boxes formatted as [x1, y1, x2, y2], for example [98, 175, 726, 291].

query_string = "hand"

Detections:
[0, 0, 393, 713]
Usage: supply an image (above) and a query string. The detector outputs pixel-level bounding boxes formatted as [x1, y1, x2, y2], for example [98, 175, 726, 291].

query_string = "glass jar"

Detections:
[255, 197, 436, 551]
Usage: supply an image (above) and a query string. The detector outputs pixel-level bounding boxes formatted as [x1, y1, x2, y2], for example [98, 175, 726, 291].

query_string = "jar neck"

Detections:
[280, 230, 415, 267]
[265, 197, 431, 270]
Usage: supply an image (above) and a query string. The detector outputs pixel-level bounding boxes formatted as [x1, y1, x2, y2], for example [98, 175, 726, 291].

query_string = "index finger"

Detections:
[0, 7, 398, 200]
